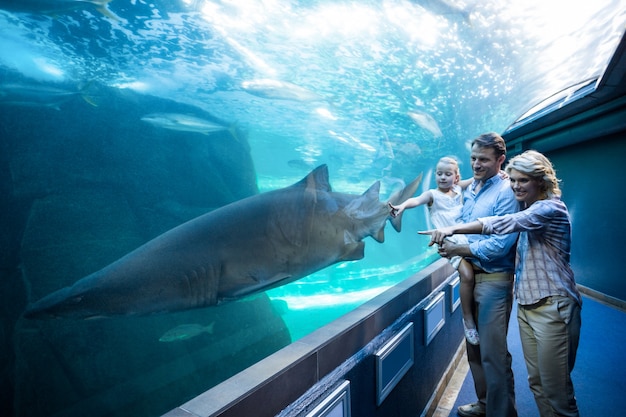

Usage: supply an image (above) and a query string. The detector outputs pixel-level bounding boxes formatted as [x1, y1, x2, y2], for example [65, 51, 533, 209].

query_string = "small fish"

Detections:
[0, 82, 97, 110]
[0, 0, 120, 19]
[241, 79, 324, 102]
[140, 113, 230, 136]
[414, 0, 475, 24]
[158, 322, 215, 342]
[407, 110, 443, 137]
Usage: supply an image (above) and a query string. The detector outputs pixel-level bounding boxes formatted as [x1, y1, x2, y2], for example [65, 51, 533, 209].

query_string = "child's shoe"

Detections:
[463, 320, 480, 345]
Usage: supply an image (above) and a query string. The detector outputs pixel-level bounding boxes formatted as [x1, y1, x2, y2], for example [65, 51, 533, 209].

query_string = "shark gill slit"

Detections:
[189, 265, 216, 307]
[198, 265, 216, 306]
[184, 268, 203, 308]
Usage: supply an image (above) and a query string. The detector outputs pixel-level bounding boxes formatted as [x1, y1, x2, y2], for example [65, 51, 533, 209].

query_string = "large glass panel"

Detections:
[1, 1, 624, 416]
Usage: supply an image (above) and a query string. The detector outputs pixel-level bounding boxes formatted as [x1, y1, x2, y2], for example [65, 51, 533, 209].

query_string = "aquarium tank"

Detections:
[1, 0, 624, 416]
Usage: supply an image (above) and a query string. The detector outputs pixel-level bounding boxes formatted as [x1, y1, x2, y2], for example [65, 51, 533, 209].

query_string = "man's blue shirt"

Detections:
[461, 175, 519, 273]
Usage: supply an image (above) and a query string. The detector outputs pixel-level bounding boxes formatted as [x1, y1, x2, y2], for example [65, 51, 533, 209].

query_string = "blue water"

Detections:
[1, 1, 625, 416]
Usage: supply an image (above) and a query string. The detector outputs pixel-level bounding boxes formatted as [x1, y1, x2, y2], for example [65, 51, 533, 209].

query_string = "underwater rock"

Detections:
[2, 81, 257, 205]
[14, 190, 291, 416]
[20, 191, 147, 300]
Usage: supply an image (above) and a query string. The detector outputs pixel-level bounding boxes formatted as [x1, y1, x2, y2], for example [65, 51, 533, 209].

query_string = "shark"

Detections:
[0, 82, 98, 110]
[24, 165, 421, 319]
[413, 0, 475, 24]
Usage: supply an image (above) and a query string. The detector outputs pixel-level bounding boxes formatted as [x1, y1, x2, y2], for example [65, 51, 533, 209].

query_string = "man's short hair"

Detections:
[471, 132, 506, 158]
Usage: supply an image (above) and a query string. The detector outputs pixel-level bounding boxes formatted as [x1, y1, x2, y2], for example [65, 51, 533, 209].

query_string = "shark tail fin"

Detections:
[388, 173, 422, 233]
[96, 1, 125, 22]
[227, 123, 240, 142]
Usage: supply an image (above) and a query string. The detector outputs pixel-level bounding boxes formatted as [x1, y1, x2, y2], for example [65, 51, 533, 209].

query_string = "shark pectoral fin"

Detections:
[340, 241, 365, 261]
[253, 272, 294, 294]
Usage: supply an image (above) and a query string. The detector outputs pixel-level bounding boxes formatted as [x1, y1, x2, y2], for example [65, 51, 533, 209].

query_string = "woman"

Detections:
[421, 150, 582, 417]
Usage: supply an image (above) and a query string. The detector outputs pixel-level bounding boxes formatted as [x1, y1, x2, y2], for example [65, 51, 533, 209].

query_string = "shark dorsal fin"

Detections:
[294, 164, 332, 193]
[276, 165, 335, 248]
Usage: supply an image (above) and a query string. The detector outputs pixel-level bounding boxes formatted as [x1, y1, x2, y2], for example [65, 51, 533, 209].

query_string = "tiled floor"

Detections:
[430, 351, 469, 417]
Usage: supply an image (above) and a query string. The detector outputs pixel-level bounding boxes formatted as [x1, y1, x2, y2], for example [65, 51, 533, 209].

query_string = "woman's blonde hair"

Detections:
[505, 150, 561, 198]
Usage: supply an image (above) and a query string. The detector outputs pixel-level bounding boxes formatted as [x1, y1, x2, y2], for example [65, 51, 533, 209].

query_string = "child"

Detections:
[389, 157, 479, 344]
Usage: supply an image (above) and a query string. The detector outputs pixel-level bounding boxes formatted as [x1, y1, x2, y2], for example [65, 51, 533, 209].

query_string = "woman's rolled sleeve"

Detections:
[479, 215, 519, 234]
[478, 216, 495, 234]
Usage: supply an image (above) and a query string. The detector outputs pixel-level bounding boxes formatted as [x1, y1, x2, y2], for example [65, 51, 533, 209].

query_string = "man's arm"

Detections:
[458, 178, 473, 190]
[419, 221, 483, 258]
[467, 182, 519, 264]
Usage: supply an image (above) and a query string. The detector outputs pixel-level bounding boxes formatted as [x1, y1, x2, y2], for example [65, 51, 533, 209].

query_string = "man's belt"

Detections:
[474, 271, 513, 283]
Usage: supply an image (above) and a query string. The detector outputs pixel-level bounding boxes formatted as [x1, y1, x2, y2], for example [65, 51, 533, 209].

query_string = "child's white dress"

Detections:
[428, 185, 468, 269]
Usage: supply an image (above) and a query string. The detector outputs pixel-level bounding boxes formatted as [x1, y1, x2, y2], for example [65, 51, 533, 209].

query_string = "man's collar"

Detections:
[471, 174, 501, 192]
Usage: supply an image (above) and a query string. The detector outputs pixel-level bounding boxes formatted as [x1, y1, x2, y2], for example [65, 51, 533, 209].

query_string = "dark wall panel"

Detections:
[543, 133, 626, 301]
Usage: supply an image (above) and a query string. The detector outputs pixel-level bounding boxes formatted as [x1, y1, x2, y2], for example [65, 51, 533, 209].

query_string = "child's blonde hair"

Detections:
[436, 156, 461, 184]
[437, 156, 460, 174]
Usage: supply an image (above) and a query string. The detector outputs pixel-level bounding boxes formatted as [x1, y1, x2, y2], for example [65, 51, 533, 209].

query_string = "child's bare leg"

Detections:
[458, 259, 477, 331]
[458, 259, 479, 344]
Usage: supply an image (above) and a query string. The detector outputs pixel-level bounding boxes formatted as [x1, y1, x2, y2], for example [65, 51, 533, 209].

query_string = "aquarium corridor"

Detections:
[2, 1, 626, 416]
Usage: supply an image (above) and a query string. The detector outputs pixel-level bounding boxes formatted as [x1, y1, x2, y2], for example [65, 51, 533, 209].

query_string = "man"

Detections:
[438, 132, 519, 417]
